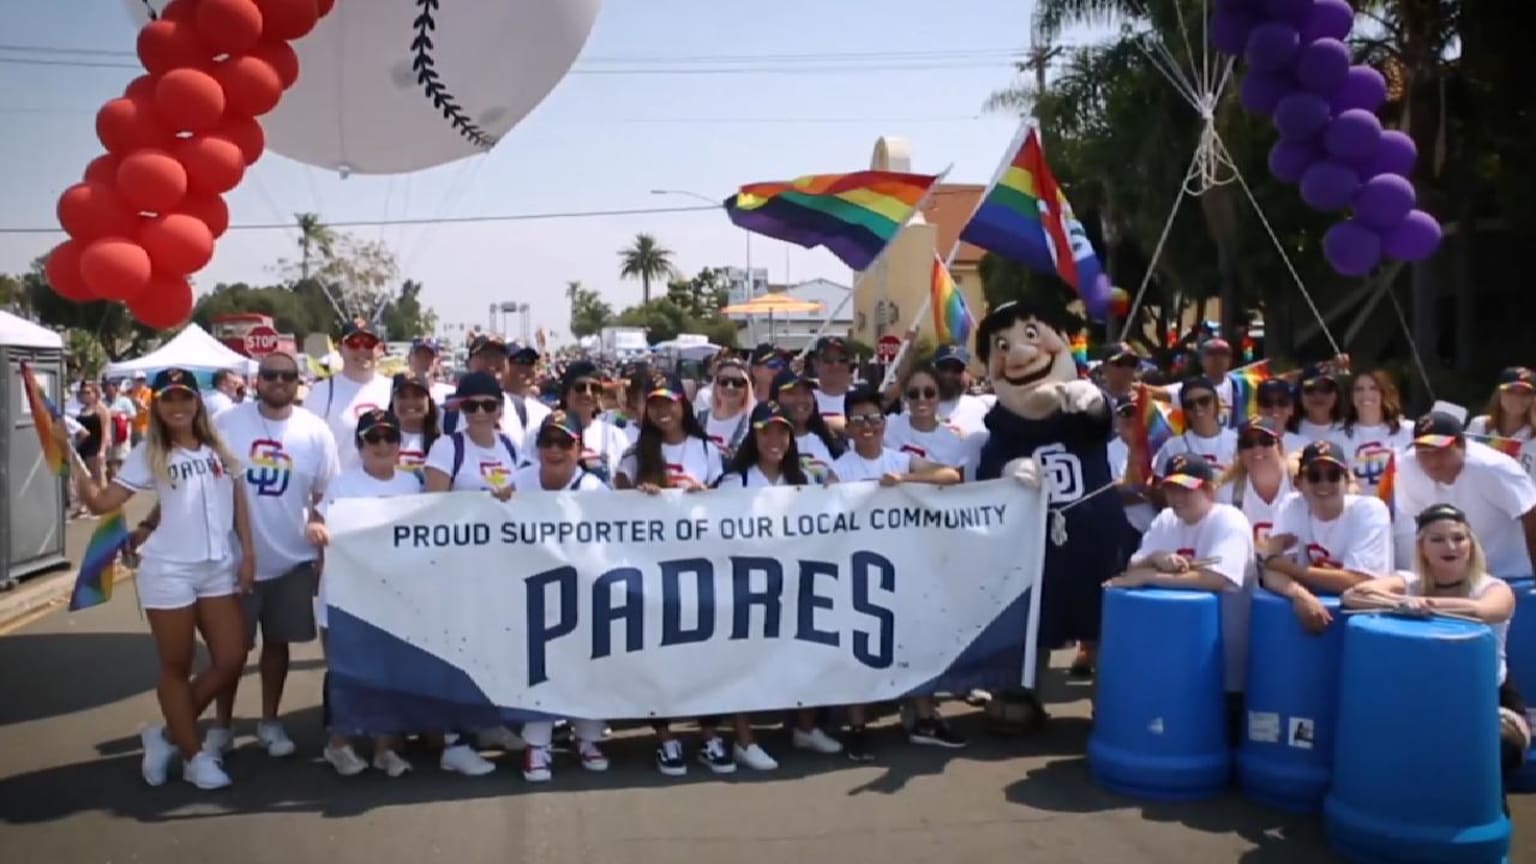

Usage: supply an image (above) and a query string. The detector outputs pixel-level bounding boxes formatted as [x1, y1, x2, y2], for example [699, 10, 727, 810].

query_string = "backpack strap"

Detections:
[1231, 475, 1246, 511]
[509, 395, 528, 430]
[442, 409, 460, 435]
[450, 432, 466, 481]
[727, 413, 750, 453]
[498, 433, 519, 467]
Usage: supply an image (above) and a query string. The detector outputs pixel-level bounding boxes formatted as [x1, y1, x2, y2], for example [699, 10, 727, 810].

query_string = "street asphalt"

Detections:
[0, 504, 1529, 863]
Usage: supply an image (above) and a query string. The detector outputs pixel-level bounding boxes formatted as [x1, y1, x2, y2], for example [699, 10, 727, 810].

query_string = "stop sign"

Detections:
[243, 325, 280, 357]
[876, 334, 901, 362]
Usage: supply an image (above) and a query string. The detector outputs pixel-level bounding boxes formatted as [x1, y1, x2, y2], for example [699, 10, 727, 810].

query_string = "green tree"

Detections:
[568, 286, 613, 338]
[614, 298, 690, 344]
[618, 233, 676, 305]
[294, 212, 336, 283]
[378, 279, 438, 340]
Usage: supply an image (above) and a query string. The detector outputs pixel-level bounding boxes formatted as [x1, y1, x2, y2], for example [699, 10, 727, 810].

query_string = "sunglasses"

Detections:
[715, 377, 748, 389]
[820, 354, 851, 365]
[1305, 466, 1345, 484]
[536, 434, 577, 450]
[342, 335, 379, 349]
[460, 398, 500, 414]
[847, 413, 885, 428]
[1259, 397, 1291, 408]
[569, 381, 602, 396]
[1238, 432, 1276, 449]
[1302, 382, 1336, 394]
[361, 430, 400, 445]
[259, 370, 299, 383]
[1185, 395, 1215, 409]
[906, 386, 938, 400]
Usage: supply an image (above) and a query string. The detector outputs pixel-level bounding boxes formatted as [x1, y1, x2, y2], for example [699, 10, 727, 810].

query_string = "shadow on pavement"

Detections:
[0, 633, 162, 726]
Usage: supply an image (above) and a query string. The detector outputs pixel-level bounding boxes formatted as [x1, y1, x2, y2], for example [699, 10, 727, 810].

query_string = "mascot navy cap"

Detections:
[1412, 411, 1465, 448]
[1178, 375, 1219, 405]
[1300, 439, 1348, 470]
[451, 371, 501, 402]
[934, 345, 971, 367]
[1161, 453, 1215, 489]
[975, 299, 1076, 366]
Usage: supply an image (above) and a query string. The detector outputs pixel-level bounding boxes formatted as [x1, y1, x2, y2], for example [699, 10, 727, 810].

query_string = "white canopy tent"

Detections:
[0, 311, 64, 350]
[103, 323, 257, 380]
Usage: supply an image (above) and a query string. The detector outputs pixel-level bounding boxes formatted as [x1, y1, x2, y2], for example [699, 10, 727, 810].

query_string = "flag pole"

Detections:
[796, 164, 954, 362]
[877, 122, 1031, 389]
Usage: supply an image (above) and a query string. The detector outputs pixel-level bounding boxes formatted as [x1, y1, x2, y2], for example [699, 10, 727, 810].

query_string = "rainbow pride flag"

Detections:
[1126, 382, 1181, 486]
[959, 126, 1108, 319]
[928, 253, 974, 346]
[1070, 333, 1089, 370]
[1468, 433, 1524, 460]
[1377, 451, 1397, 516]
[69, 511, 128, 611]
[1228, 359, 1273, 427]
[725, 170, 943, 271]
[19, 361, 68, 477]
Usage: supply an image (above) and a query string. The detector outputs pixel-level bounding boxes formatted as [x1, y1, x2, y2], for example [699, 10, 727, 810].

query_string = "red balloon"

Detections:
[197, 0, 266, 55]
[96, 96, 171, 155]
[155, 68, 227, 132]
[80, 238, 154, 302]
[212, 55, 283, 117]
[173, 134, 246, 195]
[180, 192, 231, 238]
[159, 0, 199, 23]
[255, 0, 319, 41]
[58, 182, 141, 242]
[317, 0, 334, 17]
[130, 272, 195, 329]
[250, 39, 299, 90]
[136, 19, 213, 76]
[117, 149, 189, 213]
[219, 114, 265, 165]
[124, 74, 158, 104]
[83, 153, 121, 186]
[140, 213, 216, 276]
[44, 241, 95, 302]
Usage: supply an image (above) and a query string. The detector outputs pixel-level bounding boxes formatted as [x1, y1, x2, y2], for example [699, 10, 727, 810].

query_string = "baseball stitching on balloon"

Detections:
[411, 0, 498, 151]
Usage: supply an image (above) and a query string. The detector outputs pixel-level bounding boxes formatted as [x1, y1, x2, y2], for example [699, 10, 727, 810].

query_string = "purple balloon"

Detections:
[1246, 22, 1301, 73]
[1264, 0, 1314, 25]
[1296, 38, 1351, 94]
[1269, 140, 1321, 183]
[1324, 219, 1383, 277]
[1241, 70, 1293, 114]
[1216, 0, 1263, 8]
[1302, 0, 1356, 42]
[1331, 65, 1388, 114]
[1274, 92, 1331, 141]
[1353, 174, 1416, 230]
[1363, 129, 1417, 178]
[1325, 108, 1384, 160]
[1212, 9, 1258, 55]
[1383, 209, 1443, 262]
[1301, 160, 1361, 211]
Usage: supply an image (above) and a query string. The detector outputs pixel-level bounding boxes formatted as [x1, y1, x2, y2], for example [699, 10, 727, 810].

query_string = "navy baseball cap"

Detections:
[1161, 453, 1215, 489]
[355, 408, 399, 442]
[339, 319, 378, 341]
[646, 372, 688, 401]
[151, 367, 199, 396]
[507, 341, 540, 364]
[410, 338, 439, 355]
[1412, 412, 1464, 449]
[1257, 378, 1293, 402]
[1179, 376, 1219, 406]
[1299, 364, 1337, 387]
[815, 335, 850, 357]
[1238, 416, 1283, 442]
[934, 345, 971, 367]
[538, 409, 583, 443]
[469, 334, 507, 355]
[751, 401, 794, 430]
[1104, 341, 1140, 364]
[392, 371, 433, 395]
[750, 343, 784, 367]
[451, 371, 502, 402]
[1300, 439, 1348, 470]
[1497, 367, 1536, 392]
[769, 368, 817, 401]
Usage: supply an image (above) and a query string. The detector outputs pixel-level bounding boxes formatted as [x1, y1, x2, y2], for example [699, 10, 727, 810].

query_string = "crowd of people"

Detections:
[55, 320, 1533, 805]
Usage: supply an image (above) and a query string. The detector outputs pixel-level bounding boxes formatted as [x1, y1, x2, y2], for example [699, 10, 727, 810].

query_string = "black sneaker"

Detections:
[845, 727, 874, 762]
[909, 717, 966, 749]
[655, 739, 686, 777]
[698, 736, 737, 774]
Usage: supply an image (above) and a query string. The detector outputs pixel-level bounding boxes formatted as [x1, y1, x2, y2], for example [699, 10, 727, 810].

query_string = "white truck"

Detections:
[599, 326, 649, 361]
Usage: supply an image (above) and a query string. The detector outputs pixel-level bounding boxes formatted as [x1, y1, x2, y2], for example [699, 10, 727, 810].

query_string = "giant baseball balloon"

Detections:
[125, 0, 602, 175]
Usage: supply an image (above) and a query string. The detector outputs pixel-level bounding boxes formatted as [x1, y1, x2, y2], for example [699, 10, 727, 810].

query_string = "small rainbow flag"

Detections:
[725, 170, 944, 271]
[19, 361, 67, 477]
[959, 126, 1108, 319]
[1070, 333, 1089, 369]
[1126, 382, 1181, 486]
[1377, 451, 1397, 517]
[69, 511, 128, 611]
[928, 253, 974, 346]
[1468, 433, 1524, 460]
[1228, 359, 1273, 427]
[1109, 286, 1131, 318]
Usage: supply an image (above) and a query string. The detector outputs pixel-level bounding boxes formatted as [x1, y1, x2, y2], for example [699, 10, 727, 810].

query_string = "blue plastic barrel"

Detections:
[1238, 589, 1345, 812]
[1088, 587, 1229, 801]
[1325, 614, 1510, 863]
[1507, 579, 1536, 793]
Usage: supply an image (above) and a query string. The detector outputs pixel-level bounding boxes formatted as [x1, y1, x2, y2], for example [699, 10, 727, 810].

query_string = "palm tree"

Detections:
[618, 234, 675, 305]
[294, 212, 336, 283]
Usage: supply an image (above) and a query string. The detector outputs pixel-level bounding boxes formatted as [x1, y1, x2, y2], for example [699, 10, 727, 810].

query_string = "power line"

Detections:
[0, 203, 724, 236]
[0, 41, 1031, 62]
[0, 54, 1018, 75]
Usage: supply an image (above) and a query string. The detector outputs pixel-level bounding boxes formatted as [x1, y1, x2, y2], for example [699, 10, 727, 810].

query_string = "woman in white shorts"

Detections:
[60, 367, 253, 791]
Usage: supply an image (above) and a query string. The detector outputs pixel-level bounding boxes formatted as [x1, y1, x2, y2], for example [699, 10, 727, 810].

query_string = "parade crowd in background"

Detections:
[57, 320, 1532, 803]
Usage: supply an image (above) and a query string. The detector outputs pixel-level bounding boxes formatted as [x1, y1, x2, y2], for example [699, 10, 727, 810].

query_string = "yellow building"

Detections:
[849, 136, 988, 353]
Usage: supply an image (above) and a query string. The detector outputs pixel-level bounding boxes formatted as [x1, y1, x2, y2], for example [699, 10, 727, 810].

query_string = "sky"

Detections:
[0, 0, 1109, 345]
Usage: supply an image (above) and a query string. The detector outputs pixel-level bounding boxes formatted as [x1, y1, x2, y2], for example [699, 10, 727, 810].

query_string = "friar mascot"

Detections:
[972, 299, 1131, 730]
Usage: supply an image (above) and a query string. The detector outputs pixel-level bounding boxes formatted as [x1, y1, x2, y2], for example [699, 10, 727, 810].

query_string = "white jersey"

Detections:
[310, 374, 393, 470]
[883, 413, 970, 469]
[114, 442, 237, 564]
[831, 447, 912, 483]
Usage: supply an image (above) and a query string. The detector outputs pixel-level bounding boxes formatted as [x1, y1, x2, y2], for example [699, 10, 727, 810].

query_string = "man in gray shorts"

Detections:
[208, 351, 341, 759]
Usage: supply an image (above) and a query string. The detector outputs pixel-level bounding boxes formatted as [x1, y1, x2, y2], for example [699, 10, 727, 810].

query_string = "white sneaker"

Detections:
[734, 742, 778, 771]
[577, 739, 609, 772]
[440, 743, 495, 776]
[522, 745, 552, 783]
[475, 725, 527, 752]
[256, 721, 296, 757]
[323, 744, 368, 776]
[203, 726, 234, 760]
[793, 727, 843, 755]
[373, 750, 412, 778]
[183, 751, 232, 790]
[140, 726, 175, 787]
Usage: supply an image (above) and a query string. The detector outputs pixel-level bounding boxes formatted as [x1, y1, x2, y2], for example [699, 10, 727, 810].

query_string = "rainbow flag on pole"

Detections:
[959, 125, 1109, 319]
[928, 253, 974, 346]
[19, 361, 68, 478]
[1468, 433, 1524, 460]
[1126, 382, 1181, 486]
[725, 170, 945, 271]
[69, 512, 127, 611]
[1228, 359, 1273, 427]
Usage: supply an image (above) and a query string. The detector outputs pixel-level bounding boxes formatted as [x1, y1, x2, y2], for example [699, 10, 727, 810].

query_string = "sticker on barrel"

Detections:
[1287, 716, 1315, 750]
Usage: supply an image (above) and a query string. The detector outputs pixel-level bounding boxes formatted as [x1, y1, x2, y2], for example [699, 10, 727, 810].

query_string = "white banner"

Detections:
[324, 479, 1045, 727]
